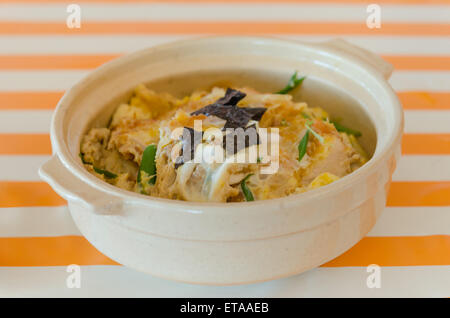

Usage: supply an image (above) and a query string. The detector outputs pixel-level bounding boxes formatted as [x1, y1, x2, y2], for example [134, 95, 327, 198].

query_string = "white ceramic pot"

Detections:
[39, 36, 403, 285]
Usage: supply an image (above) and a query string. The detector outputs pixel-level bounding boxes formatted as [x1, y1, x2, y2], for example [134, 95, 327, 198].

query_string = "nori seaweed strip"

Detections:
[213, 88, 246, 106]
[174, 89, 267, 168]
[190, 103, 233, 120]
[190, 88, 267, 129]
[243, 107, 267, 121]
[175, 127, 204, 169]
[190, 88, 246, 119]
[222, 107, 253, 129]
[223, 124, 261, 155]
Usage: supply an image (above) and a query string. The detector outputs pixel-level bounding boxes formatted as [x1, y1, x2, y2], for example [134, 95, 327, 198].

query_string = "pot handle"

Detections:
[39, 155, 123, 215]
[318, 38, 394, 80]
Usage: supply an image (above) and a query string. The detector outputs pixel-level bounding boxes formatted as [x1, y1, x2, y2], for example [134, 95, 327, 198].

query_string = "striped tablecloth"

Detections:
[0, 0, 449, 298]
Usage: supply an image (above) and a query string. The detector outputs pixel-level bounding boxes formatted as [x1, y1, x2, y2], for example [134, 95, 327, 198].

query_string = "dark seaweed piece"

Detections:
[242, 107, 267, 121]
[174, 127, 204, 169]
[191, 88, 246, 119]
[223, 124, 260, 155]
[190, 103, 233, 119]
[222, 107, 253, 129]
[214, 88, 246, 106]
[190, 88, 267, 129]
[174, 125, 261, 168]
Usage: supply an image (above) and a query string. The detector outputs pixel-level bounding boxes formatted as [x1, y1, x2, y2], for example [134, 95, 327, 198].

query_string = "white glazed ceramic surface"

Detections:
[39, 36, 403, 285]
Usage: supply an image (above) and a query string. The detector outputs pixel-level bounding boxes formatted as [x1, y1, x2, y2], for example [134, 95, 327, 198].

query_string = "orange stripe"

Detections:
[0, 134, 52, 155]
[0, 182, 66, 208]
[1, 55, 449, 71]
[0, 0, 447, 4]
[323, 235, 450, 267]
[0, 92, 63, 110]
[384, 56, 450, 71]
[0, 55, 119, 70]
[0, 181, 448, 208]
[1, 133, 447, 155]
[0, 22, 448, 36]
[387, 181, 450, 207]
[402, 134, 450, 155]
[0, 236, 117, 266]
[0, 235, 448, 267]
[0, 91, 448, 111]
[399, 92, 450, 110]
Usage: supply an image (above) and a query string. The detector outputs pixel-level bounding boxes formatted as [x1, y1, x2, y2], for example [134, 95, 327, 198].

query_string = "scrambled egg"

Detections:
[80, 84, 368, 202]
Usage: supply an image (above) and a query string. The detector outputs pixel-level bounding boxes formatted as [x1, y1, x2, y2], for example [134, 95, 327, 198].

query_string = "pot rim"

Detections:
[48, 35, 403, 212]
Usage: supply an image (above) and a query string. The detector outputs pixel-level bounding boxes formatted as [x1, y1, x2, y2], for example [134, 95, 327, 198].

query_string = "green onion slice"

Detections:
[298, 130, 309, 162]
[301, 112, 310, 119]
[276, 71, 306, 95]
[241, 174, 255, 202]
[93, 167, 117, 179]
[79, 153, 89, 164]
[79, 153, 117, 179]
[305, 121, 324, 144]
[331, 121, 362, 137]
[138, 144, 157, 186]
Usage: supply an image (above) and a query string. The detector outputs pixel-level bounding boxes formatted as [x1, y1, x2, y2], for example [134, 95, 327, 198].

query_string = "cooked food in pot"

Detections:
[80, 73, 368, 202]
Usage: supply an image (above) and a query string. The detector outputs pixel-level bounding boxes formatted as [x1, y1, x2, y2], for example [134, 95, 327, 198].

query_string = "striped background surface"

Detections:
[0, 0, 449, 297]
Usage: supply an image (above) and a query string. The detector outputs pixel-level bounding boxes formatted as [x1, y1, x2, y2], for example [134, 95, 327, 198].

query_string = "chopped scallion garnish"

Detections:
[298, 130, 309, 162]
[305, 122, 324, 144]
[138, 144, 157, 186]
[276, 71, 306, 95]
[79, 153, 89, 164]
[93, 167, 117, 179]
[331, 121, 362, 137]
[241, 174, 255, 202]
[79, 153, 117, 179]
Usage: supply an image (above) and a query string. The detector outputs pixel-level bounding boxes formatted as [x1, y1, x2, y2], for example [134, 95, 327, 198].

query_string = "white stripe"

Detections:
[0, 110, 53, 133]
[1, 35, 450, 56]
[0, 265, 448, 297]
[1, 204, 447, 237]
[389, 71, 450, 91]
[0, 155, 446, 181]
[1, 151, 448, 182]
[1, 70, 449, 91]
[368, 207, 450, 236]
[0, 109, 448, 134]
[404, 110, 450, 134]
[0, 155, 50, 181]
[0, 71, 86, 91]
[1, 4, 449, 23]
[0, 206, 79, 237]
[1, 154, 449, 182]
[393, 155, 450, 181]
[0, 35, 184, 54]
